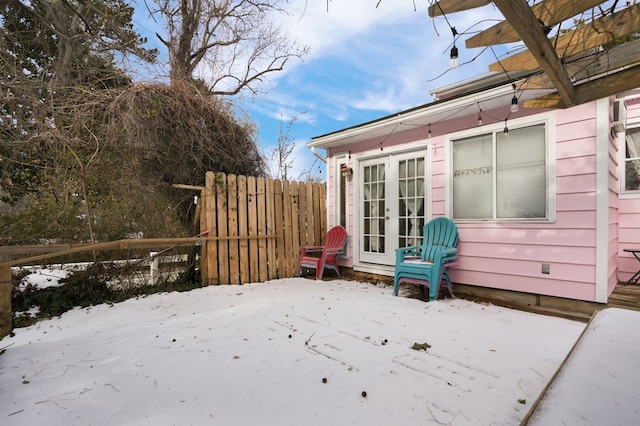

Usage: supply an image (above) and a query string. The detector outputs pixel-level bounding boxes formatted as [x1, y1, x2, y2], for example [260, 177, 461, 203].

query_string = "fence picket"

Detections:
[216, 173, 230, 284]
[227, 174, 240, 284]
[237, 175, 250, 284]
[273, 180, 285, 278]
[257, 177, 268, 282]
[247, 176, 259, 283]
[266, 179, 276, 279]
[203, 171, 218, 285]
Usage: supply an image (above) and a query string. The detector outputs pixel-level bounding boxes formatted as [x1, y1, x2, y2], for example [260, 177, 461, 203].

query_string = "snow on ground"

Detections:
[0, 278, 585, 425]
[526, 307, 640, 425]
[17, 268, 70, 291]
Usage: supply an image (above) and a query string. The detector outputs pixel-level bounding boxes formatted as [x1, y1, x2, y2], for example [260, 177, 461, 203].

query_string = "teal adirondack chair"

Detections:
[393, 217, 459, 301]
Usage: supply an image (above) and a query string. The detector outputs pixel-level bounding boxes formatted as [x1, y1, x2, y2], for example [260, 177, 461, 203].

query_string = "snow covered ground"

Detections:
[525, 307, 640, 425]
[0, 277, 588, 425]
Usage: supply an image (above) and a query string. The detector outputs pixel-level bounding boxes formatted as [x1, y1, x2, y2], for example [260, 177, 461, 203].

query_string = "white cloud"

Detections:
[263, 1, 503, 117]
[279, 0, 420, 58]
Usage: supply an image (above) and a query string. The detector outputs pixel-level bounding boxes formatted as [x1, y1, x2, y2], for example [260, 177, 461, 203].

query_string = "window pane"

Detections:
[339, 166, 347, 228]
[625, 128, 640, 191]
[497, 124, 546, 218]
[453, 134, 493, 219]
[408, 159, 416, 178]
[626, 127, 640, 159]
[626, 159, 640, 191]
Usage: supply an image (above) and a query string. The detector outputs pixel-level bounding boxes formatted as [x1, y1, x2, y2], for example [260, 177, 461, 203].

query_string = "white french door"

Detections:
[358, 150, 429, 265]
[360, 157, 390, 264]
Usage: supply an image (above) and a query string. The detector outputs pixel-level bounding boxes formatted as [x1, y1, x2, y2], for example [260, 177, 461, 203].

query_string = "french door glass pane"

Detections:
[363, 164, 385, 253]
[497, 124, 546, 218]
[398, 157, 426, 247]
[453, 134, 493, 219]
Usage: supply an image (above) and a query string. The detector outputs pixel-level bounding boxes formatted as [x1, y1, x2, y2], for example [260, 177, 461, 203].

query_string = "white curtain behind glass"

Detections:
[363, 164, 385, 252]
[453, 134, 493, 219]
[398, 158, 425, 246]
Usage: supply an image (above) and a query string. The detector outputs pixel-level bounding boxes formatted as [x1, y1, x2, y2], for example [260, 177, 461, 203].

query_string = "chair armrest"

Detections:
[395, 245, 422, 264]
[432, 247, 458, 266]
[324, 247, 344, 254]
[301, 246, 324, 256]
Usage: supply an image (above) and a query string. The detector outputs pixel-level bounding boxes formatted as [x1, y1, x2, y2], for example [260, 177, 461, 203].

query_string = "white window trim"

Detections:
[445, 112, 556, 223]
[333, 153, 350, 257]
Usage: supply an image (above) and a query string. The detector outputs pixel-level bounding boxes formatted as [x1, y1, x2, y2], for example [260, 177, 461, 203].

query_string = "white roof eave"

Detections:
[308, 84, 554, 150]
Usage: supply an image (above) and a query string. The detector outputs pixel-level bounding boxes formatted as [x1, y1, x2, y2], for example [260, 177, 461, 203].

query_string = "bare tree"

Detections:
[270, 115, 297, 181]
[150, 0, 309, 95]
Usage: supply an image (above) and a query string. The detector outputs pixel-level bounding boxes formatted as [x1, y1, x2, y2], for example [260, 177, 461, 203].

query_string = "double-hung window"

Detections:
[451, 123, 548, 221]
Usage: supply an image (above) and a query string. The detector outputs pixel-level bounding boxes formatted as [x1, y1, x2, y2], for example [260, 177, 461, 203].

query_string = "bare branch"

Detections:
[151, 0, 308, 95]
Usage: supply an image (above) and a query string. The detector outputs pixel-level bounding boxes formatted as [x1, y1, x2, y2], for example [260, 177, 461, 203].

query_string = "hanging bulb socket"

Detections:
[503, 119, 509, 137]
[449, 45, 459, 69]
[477, 112, 482, 126]
[427, 124, 432, 138]
[510, 95, 519, 113]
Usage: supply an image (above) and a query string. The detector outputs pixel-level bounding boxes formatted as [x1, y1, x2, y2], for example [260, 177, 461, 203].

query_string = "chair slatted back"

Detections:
[421, 218, 459, 262]
[325, 225, 348, 251]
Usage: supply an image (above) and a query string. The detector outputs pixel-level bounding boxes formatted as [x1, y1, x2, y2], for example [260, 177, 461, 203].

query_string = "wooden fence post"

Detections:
[201, 171, 218, 286]
[0, 255, 12, 338]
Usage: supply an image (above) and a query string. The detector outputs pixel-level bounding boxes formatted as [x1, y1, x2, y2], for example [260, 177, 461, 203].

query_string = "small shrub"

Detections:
[12, 262, 202, 328]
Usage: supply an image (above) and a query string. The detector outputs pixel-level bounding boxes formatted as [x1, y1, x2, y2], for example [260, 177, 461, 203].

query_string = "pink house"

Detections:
[308, 74, 640, 303]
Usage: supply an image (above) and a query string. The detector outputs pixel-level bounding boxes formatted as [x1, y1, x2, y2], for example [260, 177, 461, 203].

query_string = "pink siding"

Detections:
[323, 93, 640, 302]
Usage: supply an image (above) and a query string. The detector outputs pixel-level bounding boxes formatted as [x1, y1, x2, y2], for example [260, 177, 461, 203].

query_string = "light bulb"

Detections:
[427, 124, 432, 138]
[477, 114, 482, 126]
[510, 95, 519, 113]
[449, 46, 459, 69]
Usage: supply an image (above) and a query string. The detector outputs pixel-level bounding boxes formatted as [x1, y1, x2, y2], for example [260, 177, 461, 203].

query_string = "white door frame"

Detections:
[354, 145, 431, 269]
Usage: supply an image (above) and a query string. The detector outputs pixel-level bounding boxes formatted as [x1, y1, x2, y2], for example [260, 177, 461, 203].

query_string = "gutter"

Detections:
[310, 146, 327, 163]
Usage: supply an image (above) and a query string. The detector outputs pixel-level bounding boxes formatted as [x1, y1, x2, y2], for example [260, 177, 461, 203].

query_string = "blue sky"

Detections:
[132, 1, 504, 180]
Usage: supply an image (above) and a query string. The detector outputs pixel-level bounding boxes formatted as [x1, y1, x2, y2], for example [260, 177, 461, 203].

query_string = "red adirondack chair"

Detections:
[298, 226, 348, 280]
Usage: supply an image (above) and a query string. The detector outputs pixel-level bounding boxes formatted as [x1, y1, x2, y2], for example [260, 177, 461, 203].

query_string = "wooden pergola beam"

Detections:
[428, 0, 491, 17]
[466, 0, 603, 48]
[523, 65, 640, 109]
[492, 0, 574, 106]
[518, 38, 640, 91]
[489, 4, 640, 72]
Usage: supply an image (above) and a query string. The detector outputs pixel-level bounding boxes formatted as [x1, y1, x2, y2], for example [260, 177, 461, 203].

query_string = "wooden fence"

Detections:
[0, 172, 327, 337]
[199, 171, 327, 285]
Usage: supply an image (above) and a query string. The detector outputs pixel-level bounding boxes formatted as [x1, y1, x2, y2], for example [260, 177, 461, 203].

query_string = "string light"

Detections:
[477, 103, 482, 125]
[510, 83, 519, 113]
[503, 118, 509, 137]
[427, 123, 432, 138]
[449, 27, 459, 69]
